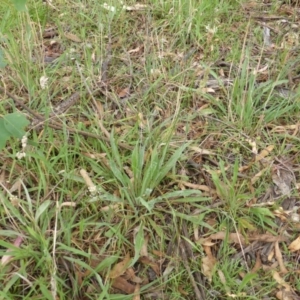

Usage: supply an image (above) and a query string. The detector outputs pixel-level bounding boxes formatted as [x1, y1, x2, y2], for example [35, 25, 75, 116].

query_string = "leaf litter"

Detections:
[2, 0, 300, 299]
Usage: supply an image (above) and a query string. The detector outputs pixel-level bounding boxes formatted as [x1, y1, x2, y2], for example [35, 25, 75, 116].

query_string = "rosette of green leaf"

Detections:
[90, 130, 209, 213]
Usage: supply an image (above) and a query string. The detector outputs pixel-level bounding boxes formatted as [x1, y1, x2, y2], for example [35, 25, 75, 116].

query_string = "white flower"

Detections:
[205, 25, 217, 35]
[16, 152, 26, 159]
[21, 135, 27, 149]
[40, 76, 49, 90]
[102, 3, 116, 12]
[88, 186, 97, 194]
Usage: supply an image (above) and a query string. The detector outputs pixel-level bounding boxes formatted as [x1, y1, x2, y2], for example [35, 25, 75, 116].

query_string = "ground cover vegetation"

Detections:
[0, 0, 300, 299]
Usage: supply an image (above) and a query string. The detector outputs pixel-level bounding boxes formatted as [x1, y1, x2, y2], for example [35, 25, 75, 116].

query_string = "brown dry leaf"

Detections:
[197, 103, 211, 112]
[209, 232, 246, 245]
[179, 181, 216, 194]
[124, 268, 143, 283]
[75, 268, 85, 287]
[288, 235, 300, 252]
[239, 165, 250, 172]
[194, 224, 199, 241]
[132, 283, 140, 300]
[273, 271, 292, 292]
[255, 145, 274, 162]
[219, 68, 225, 77]
[1, 236, 23, 266]
[271, 124, 298, 134]
[178, 286, 189, 296]
[117, 87, 130, 98]
[152, 250, 165, 257]
[251, 252, 262, 273]
[199, 87, 215, 93]
[251, 167, 268, 184]
[202, 256, 216, 282]
[65, 32, 82, 43]
[81, 152, 107, 160]
[109, 253, 131, 279]
[197, 238, 216, 247]
[139, 256, 160, 276]
[124, 166, 134, 179]
[9, 178, 22, 193]
[111, 276, 135, 294]
[273, 208, 288, 222]
[276, 290, 295, 300]
[268, 248, 275, 262]
[274, 241, 288, 274]
[249, 234, 287, 243]
[189, 146, 215, 155]
[94, 100, 104, 118]
[262, 261, 278, 272]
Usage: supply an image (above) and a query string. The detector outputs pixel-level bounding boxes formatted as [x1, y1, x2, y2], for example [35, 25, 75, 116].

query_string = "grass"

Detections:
[1, 0, 300, 299]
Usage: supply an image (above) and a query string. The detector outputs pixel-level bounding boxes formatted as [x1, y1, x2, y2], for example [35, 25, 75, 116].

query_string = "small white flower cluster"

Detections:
[16, 135, 27, 160]
[40, 75, 49, 90]
[9, 195, 19, 206]
[88, 185, 97, 194]
[205, 24, 217, 35]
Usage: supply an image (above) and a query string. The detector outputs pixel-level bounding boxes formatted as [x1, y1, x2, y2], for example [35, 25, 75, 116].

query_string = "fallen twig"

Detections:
[0, 86, 133, 150]
[180, 222, 206, 299]
[180, 241, 205, 300]
[52, 91, 81, 115]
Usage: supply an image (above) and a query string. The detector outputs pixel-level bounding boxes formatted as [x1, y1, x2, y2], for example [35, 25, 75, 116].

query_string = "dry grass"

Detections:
[0, 0, 300, 299]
